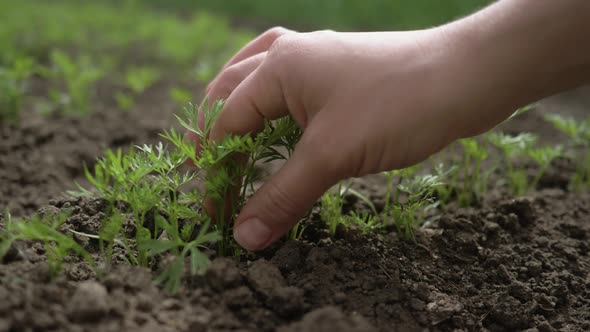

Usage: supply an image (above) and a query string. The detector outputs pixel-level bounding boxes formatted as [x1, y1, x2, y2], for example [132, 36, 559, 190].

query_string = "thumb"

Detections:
[233, 137, 341, 251]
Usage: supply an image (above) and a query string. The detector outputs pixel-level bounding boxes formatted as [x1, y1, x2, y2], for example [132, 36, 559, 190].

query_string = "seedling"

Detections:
[116, 67, 160, 111]
[527, 145, 564, 190]
[431, 162, 459, 206]
[319, 183, 382, 236]
[64, 100, 305, 291]
[42, 50, 105, 115]
[169, 87, 194, 105]
[544, 114, 590, 191]
[0, 57, 36, 122]
[486, 132, 538, 195]
[455, 138, 494, 206]
[320, 167, 442, 238]
[0, 210, 95, 277]
[383, 173, 442, 237]
[320, 184, 346, 236]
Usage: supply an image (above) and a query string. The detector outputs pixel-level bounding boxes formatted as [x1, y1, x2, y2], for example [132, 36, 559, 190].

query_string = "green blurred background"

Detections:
[0, 0, 491, 121]
[140, 0, 490, 30]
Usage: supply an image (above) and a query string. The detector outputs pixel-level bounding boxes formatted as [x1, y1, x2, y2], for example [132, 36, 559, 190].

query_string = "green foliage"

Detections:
[544, 114, 590, 145]
[65, 100, 304, 290]
[144, 0, 490, 31]
[384, 173, 442, 237]
[320, 168, 441, 238]
[168, 101, 302, 253]
[0, 1, 251, 68]
[320, 186, 346, 236]
[486, 131, 565, 194]
[544, 113, 590, 191]
[486, 132, 538, 195]
[169, 88, 194, 105]
[527, 145, 564, 189]
[0, 57, 36, 122]
[455, 138, 492, 206]
[42, 50, 105, 115]
[0, 211, 95, 277]
[139, 215, 220, 293]
[115, 67, 160, 111]
[115, 92, 135, 111]
[126, 67, 159, 94]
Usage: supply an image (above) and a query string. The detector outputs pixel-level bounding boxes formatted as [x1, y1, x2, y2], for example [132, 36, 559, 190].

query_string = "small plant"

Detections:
[320, 183, 383, 236]
[66, 100, 304, 291]
[0, 210, 95, 277]
[139, 214, 220, 292]
[455, 138, 493, 206]
[486, 132, 538, 195]
[115, 67, 160, 111]
[320, 185, 346, 236]
[169, 87, 194, 105]
[43, 50, 105, 115]
[487, 131, 564, 194]
[431, 162, 459, 206]
[527, 145, 564, 190]
[0, 57, 36, 122]
[383, 172, 442, 237]
[544, 114, 590, 191]
[321, 167, 442, 238]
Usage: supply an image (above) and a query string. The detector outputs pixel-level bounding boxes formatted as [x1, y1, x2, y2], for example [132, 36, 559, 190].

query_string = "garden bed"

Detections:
[1, 91, 590, 331]
[1, 2, 590, 331]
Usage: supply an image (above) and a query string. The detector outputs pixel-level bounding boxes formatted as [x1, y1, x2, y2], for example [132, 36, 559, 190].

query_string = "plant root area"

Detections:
[1, 89, 590, 332]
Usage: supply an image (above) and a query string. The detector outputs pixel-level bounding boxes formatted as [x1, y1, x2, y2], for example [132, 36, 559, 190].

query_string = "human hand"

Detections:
[197, 8, 578, 250]
[195, 27, 483, 251]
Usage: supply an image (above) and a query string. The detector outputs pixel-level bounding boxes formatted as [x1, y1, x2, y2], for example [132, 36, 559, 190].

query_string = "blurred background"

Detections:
[1, 0, 492, 86]
[140, 0, 491, 31]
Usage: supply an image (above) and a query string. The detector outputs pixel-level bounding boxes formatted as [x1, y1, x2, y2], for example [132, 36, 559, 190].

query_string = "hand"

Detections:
[198, 0, 590, 251]
[199, 27, 492, 251]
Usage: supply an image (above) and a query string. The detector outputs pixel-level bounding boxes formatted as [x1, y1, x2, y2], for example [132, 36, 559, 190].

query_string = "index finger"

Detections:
[209, 59, 291, 143]
[222, 27, 293, 70]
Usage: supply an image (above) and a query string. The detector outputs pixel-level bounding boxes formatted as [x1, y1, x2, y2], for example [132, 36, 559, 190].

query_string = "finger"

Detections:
[232, 132, 341, 251]
[209, 59, 291, 143]
[206, 52, 266, 103]
[186, 52, 267, 164]
[205, 56, 291, 227]
[224, 27, 293, 70]
[206, 27, 293, 94]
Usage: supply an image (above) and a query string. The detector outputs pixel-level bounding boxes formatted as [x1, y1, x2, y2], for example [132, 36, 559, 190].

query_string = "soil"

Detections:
[1, 79, 590, 332]
[0, 79, 183, 217]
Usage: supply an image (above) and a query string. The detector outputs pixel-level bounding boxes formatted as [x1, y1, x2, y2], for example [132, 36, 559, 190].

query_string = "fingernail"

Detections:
[233, 218, 272, 251]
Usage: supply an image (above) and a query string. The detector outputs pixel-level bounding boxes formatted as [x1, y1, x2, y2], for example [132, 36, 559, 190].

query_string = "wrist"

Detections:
[434, 0, 590, 138]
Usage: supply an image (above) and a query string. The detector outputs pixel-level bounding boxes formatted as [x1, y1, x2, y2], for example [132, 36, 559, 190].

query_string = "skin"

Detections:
[196, 0, 590, 251]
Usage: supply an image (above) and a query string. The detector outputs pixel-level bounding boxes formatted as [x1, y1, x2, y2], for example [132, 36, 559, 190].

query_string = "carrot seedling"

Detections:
[486, 132, 538, 195]
[0, 211, 96, 278]
[544, 114, 590, 191]
[43, 50, 105, 115]
[455, 138, 493, 206]
[527, 145, 564, 191]
[0, 57, 36, 122]
[115, 67, 160, 111]
[386, 173, 442, 237]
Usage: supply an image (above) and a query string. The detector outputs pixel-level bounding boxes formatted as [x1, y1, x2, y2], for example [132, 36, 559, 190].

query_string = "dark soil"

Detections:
[0, 79, 183, 217]
[1, 189, 589, 332]
[1, 80, 590, 332]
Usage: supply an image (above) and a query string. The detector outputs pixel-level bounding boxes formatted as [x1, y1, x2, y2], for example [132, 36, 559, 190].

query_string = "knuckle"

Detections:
[258, 180, 303, 225]
[263, 26, 290, 41]
[298, 128, 348, 179]
[209, 65, 243, 99]
[267, 34, 305, 63]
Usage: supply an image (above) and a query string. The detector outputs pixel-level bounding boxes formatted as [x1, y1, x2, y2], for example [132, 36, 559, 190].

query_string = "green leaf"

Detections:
[138, 239, 178, 257]
[155, 257, 184, 294]
[189, 247, 209, 275]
